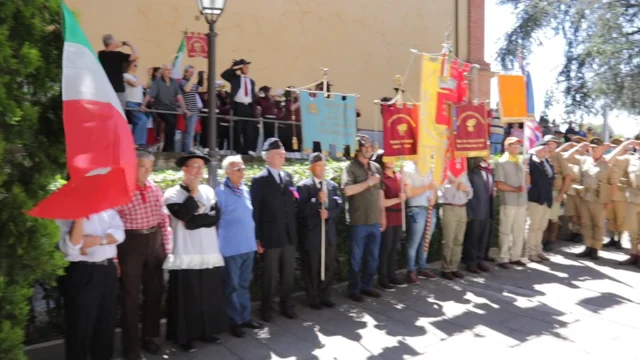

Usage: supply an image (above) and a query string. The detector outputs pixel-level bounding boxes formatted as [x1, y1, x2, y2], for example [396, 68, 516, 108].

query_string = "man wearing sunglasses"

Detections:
[215, 155, 264, 338]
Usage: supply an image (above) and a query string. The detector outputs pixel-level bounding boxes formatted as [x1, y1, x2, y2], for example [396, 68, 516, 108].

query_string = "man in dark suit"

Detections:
[296, 153, 343, 310]
[463, 157, 494, 273]
[250, 138, 298, 322]
[221, 58, 257, 155]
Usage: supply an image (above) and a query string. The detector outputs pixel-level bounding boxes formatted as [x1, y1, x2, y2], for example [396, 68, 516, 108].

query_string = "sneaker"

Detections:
[379, 283, 395, 292]
[406, 271, 420, 284]
[390, 278, 408, 287]
[417, 270, 437, 280]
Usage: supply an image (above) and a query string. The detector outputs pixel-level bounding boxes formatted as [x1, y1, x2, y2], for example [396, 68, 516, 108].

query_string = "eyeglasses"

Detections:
[232, 166, 246, 172]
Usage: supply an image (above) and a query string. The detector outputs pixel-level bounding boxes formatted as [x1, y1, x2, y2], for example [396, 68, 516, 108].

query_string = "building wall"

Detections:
[67, 0, 487, 129]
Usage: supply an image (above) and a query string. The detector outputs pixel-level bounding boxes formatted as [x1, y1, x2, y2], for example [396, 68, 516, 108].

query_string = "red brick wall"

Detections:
[467, 0, 492, 102]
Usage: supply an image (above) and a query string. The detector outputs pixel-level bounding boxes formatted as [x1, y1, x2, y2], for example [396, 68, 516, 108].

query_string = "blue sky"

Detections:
[485, 0, 639, 136]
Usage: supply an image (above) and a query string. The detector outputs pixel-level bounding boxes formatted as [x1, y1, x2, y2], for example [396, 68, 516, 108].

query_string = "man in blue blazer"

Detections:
[296, 153, 343, 310]
[250, 138, 298, 322]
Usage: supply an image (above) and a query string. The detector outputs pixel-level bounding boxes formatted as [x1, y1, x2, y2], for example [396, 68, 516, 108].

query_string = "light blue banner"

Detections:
[300, 91, 357, 155]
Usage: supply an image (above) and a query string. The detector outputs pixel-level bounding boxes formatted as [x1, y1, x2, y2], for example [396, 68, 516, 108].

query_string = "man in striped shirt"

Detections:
[115, 151, 172, 359]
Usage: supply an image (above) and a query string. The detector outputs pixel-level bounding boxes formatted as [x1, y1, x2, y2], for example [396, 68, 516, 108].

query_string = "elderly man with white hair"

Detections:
[250, 138, 299, 322]
[215, 155, 264, 338]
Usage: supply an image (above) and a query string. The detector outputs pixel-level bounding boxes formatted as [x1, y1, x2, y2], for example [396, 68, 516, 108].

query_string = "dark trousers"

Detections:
[232, 102, 256, 155]
[224, 252, 255, 325]
[261, 245, 296, 314]
[348, 224, 381, 294]
[302, 243, 336, 305]
[378, 225, 402, 286]
[157, 111, 177, 152]
[463, 219, 491, 267]
[63, 261, 117, 360]
[118, 231, 165, 357]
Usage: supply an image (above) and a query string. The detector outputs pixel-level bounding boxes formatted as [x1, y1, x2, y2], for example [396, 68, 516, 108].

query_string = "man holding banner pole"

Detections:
[296, 153, 342, 309]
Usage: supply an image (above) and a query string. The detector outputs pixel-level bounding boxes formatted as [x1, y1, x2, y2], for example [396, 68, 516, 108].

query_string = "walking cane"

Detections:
[320, 179, 328, 281]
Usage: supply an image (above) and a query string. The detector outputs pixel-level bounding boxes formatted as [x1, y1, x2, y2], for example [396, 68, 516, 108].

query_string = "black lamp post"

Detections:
[197, 0, 226, 187]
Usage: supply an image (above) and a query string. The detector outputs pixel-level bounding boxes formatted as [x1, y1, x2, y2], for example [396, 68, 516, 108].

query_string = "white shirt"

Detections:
[403, 161, 434, 207]
[57, 209, 125, 262]
[233, 75, 253, 104]
[123, 73, 144, 103]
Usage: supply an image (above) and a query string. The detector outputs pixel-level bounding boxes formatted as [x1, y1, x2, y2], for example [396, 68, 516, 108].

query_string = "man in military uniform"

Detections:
[604, 138, 626, 249]
[562, 136, 587, 243]
[543, 135, 572, 250]
[608, 137, 640, 265]
[564, 138, 615, 260]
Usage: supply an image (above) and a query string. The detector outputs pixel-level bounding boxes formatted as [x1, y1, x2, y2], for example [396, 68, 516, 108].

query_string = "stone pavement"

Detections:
[26, 242, 640, 360]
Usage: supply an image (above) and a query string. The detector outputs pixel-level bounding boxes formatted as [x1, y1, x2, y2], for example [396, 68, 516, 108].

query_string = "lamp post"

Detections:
[197, 0, 226, 187]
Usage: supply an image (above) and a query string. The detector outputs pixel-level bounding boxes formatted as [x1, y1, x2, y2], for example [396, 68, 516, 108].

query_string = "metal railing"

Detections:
[124, 106, 302, 154]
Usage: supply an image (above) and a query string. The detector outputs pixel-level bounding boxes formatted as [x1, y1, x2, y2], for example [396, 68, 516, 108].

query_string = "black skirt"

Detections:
[166, 268, 228, 345]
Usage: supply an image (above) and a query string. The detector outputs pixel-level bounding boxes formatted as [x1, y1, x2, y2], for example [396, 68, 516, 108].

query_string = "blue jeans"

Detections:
[406, 206, 429, 272]
[348, 224, 381, 294]
[126, 101, 148, 146]
[491, 143, 503, 155]
[223, 251, 255, 325]
[182, 113, 199, 152]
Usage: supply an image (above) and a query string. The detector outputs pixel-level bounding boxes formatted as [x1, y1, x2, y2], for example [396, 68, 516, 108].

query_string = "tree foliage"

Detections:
[497, 0, 640, 116]
[0, 1, 67, 358]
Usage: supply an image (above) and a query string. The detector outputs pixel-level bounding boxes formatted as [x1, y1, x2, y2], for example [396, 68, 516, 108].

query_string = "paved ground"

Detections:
[27, 241, 640, 360]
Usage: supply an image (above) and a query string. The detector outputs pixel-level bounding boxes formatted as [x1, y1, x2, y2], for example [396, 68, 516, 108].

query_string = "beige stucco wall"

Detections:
[67, 0, 470, 129]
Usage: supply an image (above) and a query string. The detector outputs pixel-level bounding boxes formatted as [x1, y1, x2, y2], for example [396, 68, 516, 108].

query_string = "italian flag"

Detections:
[172, 37, 186, 79]
[28, 2, 136, 219]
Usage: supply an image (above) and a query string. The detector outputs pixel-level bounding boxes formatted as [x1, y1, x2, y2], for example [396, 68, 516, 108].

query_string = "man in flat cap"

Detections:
[564, 138, 617, 260]
[495, 137, 528, 269]
[296, 153, 343, 309]
[604, 138, 626, 249]
[221, 59, 257, 155]
[341, 134, 386, 302]
[250, 138, 298, 321]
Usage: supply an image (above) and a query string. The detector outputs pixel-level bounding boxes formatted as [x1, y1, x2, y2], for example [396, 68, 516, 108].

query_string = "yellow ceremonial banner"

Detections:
[497, 74, 527, 123]
[412, 55, 447, 185]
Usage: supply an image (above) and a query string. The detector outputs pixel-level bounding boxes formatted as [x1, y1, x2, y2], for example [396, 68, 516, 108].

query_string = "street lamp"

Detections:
[197, 0, 226, 187]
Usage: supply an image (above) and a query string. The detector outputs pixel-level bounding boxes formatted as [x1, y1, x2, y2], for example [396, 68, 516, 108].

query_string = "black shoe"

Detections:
[452, 271, 465, 279]
[260, 311, 274, 323]
[230, 325, 246, 338]
[604, 240, 615, 248]
[349, 293, 364, 302]
[180, 342, 197, 353]
[241, 320, 264, 330]
[281, 309, 298, 319]
[361, 289, 381, 298]
[466, 266, 481, 274]
[589, 249, 599, 260]
[309, 302, 323, 310]
[202, 335, 221, 344]
[320, 299, 335, 308]
[614, 241, 623, 250]
[390, 278, 407, 287]
[441, 271, 455, 280]
[542, 240, 554, 252]
[570, 233, 584, 243]
[576, 247, 592, 258]
[379, 283, 395, 292]
[477, 262, 491, 272]
[141, 338, 161, 355]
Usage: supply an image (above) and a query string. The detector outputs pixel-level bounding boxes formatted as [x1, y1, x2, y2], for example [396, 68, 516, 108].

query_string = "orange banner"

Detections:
[497, 74, 527, 123]
[186, 33, 208, 58]
[453, 103, 489, 158]
[382, 103, 419, 157]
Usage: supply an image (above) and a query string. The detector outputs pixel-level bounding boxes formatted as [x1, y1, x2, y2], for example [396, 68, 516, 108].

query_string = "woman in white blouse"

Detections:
[57, 209, 125, 360]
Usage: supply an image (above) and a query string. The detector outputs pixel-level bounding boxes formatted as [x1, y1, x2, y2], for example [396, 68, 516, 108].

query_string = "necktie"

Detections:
[318, 180, 323, 189]
[277, 172, 283, 187]
[244, 77, 249, 97]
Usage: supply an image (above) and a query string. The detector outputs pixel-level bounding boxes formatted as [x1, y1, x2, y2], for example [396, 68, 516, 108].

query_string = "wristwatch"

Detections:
[100, 237, 108, 246]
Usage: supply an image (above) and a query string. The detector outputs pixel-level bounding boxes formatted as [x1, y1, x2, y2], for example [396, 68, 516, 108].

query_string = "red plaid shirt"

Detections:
[115, 179, 172, 255]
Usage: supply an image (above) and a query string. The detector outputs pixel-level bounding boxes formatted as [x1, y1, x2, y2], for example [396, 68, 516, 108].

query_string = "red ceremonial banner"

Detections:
[435, 60, 471, 126]
[186, 33, 208, 58]
[446, 156, 468, 180]
[382, 103, 419, 157]
[453, 103, 489, 157]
